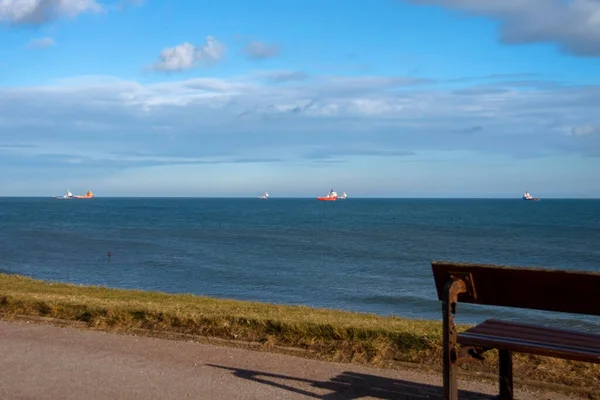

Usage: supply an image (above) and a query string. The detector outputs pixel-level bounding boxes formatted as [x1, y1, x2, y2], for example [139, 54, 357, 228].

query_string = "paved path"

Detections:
[0, 320, 580, 399]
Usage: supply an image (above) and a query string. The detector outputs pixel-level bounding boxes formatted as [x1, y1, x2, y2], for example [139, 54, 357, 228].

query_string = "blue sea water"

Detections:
[0, 197, 599, 331]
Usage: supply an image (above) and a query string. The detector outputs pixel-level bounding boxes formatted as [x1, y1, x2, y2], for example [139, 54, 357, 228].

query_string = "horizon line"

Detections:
[1, 196, 599, 200]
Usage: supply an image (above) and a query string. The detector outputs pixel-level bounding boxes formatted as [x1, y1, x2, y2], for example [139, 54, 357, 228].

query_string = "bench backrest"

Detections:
[431, 261, 600, 316]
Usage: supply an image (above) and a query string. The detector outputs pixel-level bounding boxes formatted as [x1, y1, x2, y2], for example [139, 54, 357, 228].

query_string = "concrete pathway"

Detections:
[0, 320, 581, 399]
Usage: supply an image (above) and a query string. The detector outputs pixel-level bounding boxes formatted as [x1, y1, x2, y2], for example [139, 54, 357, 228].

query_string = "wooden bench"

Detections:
[431, 261, 600, 400]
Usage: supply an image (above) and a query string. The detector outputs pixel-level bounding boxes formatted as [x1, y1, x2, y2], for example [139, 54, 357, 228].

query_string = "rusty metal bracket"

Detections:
[448, 271, 477, 302]
[457, 345, 489, 364]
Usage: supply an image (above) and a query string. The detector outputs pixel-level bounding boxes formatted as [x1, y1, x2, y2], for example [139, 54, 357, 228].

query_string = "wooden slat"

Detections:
[467, 319, 600, 351]
[459, 332, 600, 363]
[431, 261, 600, 316]
[458, 319, 600, 364]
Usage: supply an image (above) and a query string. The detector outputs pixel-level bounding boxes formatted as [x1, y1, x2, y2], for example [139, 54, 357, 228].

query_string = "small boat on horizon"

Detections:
[258, 192, 270, 199]
[317, 189, 338, 201]
[338, 192, 347, 200]
[522, 191, 540, 201]
[54, 190, 94, 200]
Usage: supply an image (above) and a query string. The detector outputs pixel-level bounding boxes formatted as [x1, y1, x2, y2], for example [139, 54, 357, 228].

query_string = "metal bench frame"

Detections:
[432, 261, 600, 400]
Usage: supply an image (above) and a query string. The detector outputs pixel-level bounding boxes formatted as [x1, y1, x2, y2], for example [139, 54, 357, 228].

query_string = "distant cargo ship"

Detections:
[54, 190, 94, 200]
[318, 189, 338, 201]
[522, 191, 539, 201]
[258, 192, 269, 199]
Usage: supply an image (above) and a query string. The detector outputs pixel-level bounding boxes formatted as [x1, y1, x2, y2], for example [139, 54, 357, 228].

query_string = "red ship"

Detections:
[317, 189, 338, 201]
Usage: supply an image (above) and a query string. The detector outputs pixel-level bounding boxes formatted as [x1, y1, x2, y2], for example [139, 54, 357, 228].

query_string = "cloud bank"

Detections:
[406, 0, 600, 57]
[1, 72, 599, 176]
[0, 0, 103, 25]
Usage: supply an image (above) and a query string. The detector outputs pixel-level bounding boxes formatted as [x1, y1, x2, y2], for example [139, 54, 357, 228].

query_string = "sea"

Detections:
[1, 197, 599, 331]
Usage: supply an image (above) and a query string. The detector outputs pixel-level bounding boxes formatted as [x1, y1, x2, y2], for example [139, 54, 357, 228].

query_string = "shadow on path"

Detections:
[207, 364, 495, 399]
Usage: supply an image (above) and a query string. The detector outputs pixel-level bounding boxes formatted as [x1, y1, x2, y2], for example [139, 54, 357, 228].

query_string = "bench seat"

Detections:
[458, 319, 600, 364]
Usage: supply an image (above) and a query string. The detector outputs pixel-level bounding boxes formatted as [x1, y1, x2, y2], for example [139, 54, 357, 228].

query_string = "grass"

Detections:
[0, 273, 598, 397]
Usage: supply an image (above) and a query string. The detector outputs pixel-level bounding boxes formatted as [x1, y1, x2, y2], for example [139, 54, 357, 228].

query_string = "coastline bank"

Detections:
[0, 273, 597, 397]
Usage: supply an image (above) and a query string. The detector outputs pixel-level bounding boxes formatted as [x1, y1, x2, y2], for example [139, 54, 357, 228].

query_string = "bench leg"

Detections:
[498, 350, 513, 400]
[443, 345, 459, 400]
[442, 279, 466, 400]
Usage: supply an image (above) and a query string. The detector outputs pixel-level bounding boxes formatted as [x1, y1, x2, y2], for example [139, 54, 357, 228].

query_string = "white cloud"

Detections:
[0, 0, 103, 24]
[151, 36, 226, 72]
[120, 0, 143, 5]
[243, 41, 280, 60]
[570, 125, 599, 136]
[406, 0, 600, 57]
[253, 70, 309, 83]
[27, 36, 55, 48]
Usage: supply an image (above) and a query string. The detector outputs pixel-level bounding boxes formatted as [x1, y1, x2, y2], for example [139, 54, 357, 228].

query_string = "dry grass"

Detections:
[0, 273, 598, 396]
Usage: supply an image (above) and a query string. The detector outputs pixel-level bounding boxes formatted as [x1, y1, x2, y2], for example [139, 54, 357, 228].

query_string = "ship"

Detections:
[258, 192, 270, 200]
[338, 192, 347, 200]
[54, 190, 94, 200]
[54, 190, 74, 200]
[522, 191, 539, 201]
[317, 189, 338, 201]
[74, 190, 94, 199]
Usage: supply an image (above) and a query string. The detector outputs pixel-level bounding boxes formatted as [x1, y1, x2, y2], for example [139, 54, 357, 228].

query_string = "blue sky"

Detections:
[1, 0, 599, 198]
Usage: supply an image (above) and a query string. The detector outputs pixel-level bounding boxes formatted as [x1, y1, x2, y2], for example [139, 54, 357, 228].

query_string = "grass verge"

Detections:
[0, 273, 598, 397]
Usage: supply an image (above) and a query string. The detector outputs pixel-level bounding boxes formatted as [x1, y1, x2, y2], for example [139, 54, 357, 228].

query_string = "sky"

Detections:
[1, 0, 599, 198]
